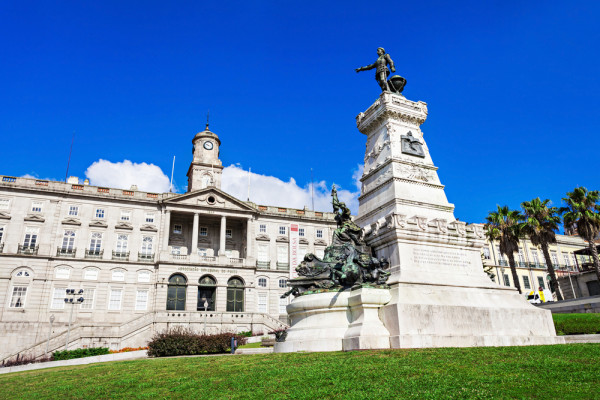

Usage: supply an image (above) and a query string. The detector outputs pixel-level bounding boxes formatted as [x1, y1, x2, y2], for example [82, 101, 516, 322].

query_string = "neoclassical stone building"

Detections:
[0, 125, 336, 360]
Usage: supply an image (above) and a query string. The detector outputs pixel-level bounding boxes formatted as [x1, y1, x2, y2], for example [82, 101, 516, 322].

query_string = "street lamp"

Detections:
[64, 289, 84, 351]
[203, 298, 208, 334]
[45, 314, 55, 357]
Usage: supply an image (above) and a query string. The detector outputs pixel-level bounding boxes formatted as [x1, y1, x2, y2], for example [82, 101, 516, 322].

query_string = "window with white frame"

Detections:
[551, 251, 559, 266]
[115, 234, 128, 253]
[80, 289, 95, 310]
[95, 208, 105, 219]
[141, 236, 154, 255]
[483, 246, 490, 259]
[0, 226, 4, 243]
[171, 246, 181, 255]
[277, 245, 288, 263]
[108, 289, 123, 310]
[145, 213, 155, 223]
[259, 224, 266, 233]
[226, 229, 232, 238]
[299, 228, 305, 237]
[173, 224, 182, 234]
[68, 205, 79, 216]
[537, 276, 546, 289]
[89, 232, 102, 253]
[198, 247, 208, 256]
[518, 249, 525, 263]
[138, 270, 151, 283]
[112, 269, 125, 281]
[503, 274, 510, 287]
[315, 247, 325, 259]
[9, 286, 27, 308]
[0, 199, 10, 210]
[61, 230, 76, 250]
[258, 277, 267, 287]
[523, 275, 531, 290]
[257, 244, 269, 262]
[530, 249, 539, 265]
[278, 278, 287, 288]
[31, 201, 43, 213]
[135, 290, 149, 310]
[496, 247, 505, 262]
[299, 246, 308, 262]
[23, 227, 39, 248]
[200, 226, 208, 236]
[83, 269, 98, 280]
[257, 293, 268, 313]
[279, 226, 286, 235]
[279, 297, 288, 314]
[563, 253, 571, 267]
[51, 288, 66, 309]
[55, 266, 70, 279]
[120, 211, 131, 222]
[316, 229, 323, 238]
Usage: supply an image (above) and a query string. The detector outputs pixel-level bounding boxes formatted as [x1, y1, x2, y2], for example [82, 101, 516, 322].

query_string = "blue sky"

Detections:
[1, 1, 599, 224]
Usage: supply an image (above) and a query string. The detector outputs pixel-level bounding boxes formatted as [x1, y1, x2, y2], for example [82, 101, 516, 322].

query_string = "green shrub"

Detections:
[147, 327, 247, 357]
[52, 347, 109, 360]
[553, 313, 600, 335]
[238, 330, 253, 337]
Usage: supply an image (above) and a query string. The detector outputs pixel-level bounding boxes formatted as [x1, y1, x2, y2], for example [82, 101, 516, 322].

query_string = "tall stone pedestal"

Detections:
[355, 92, 563, 347]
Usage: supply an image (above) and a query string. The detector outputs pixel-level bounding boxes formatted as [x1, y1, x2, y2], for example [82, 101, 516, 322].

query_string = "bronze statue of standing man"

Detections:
[356, 47, 406, 94]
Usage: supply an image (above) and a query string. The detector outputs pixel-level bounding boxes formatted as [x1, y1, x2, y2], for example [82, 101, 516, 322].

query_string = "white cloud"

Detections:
[85, 159, 171, 193]
[222, 164, 363, 214]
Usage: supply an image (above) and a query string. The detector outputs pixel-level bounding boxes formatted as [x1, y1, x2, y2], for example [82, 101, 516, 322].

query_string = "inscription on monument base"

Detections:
[179, 266, 239, 274]
[411, 247, 471, 272]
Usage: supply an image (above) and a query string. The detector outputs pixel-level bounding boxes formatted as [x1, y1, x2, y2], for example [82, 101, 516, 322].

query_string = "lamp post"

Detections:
[45, 314, 55, 357]
[64, 289, 84, 351]
[203, 299, 208, 334]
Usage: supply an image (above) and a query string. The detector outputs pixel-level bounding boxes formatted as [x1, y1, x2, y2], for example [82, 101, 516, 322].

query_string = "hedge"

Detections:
[553, 313, 600, 335]
[52, 347, 110, 360]
[147, 327, 247, 357]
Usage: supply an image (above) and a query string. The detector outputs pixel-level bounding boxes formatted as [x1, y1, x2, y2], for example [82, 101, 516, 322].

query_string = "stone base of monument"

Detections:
[274, 288, 392, 353]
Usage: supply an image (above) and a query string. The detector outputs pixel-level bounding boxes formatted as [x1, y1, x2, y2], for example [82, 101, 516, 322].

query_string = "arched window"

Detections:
[226, 277, 244, 312]
[197, 275, 216, 311]
[166, 274, 187, 311]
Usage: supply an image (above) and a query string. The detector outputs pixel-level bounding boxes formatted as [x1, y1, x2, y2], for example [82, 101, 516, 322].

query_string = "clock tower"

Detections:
[186, 123, 223, 192]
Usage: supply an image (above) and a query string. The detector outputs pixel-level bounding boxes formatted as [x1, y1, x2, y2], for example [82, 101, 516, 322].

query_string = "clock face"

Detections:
[203, 141, 213, 150]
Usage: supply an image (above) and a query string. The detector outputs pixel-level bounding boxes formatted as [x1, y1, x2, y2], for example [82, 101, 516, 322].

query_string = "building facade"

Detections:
[0, 125, 336, 361]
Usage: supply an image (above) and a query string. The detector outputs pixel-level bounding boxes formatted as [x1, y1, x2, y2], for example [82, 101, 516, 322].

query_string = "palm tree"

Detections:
[560, 187, 600, 283]
[485, 205, 524, 294]
[521, 198, 563, 300]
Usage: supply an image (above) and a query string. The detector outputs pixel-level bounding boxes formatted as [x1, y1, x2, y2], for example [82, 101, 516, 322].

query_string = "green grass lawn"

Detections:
[237, 341, 263, 349]
[1, 344, 599, 399]
[553, 313, 600, 335]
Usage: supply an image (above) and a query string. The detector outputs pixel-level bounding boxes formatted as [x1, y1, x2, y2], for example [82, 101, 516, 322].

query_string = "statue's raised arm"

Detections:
[355, 47, 406, 94]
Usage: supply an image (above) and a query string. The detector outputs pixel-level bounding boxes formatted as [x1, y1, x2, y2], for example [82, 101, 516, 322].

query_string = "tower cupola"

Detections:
[186, 123, 223, 192]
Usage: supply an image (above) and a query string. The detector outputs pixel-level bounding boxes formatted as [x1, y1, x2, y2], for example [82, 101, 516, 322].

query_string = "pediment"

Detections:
[140, 224, 158, 232]
[115, 221, 133, 230]
[256, 234, 270, 241]
[314, 239, 327, 246]
[89, 220, 108, 228]
[0, 211, 11, 220]
[299, 238, 309, 245]
[164, 188, 256, 212]
[24, 214, 45, 223]
[62, 217, 82, 226]
[198, 236, 211, 243]
[276, 236, 289, 243]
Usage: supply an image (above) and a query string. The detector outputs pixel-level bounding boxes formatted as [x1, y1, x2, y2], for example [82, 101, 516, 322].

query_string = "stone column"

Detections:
[245, 217, 255, 267]
[191, 213, 199, 256]
[162, 210, 171, 253]
[219, 215, 227, 256]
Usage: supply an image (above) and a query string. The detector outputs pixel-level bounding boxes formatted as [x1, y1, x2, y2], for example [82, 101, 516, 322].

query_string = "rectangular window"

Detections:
[316, 229, 323, 238]
[108, 289, 123, 310]
[62, 230, 76, 250]
[120, 211, 131, 222]
[112, 270, 125, 281]
[31, 201, 43, 213]
[563, 254, 571, 267]
[55, 267, 70, 279]
[523, 275, 531, 290]
[116, 234, 128, 253]
[537, 276, 546, 290]
[226, 229, 232, 238]
[315, 247, 325, 259]
[0, 199, 10, 210]
[80, 289, 95, 310]
[95, 208, 105, 219]
[141, 236, 154, 255]
[138, 270, 151, 283]
[257, 244, 269, 262]
[299, 228, 305, 237]
[198, 247, 208, 256]
[84, 269, 98, 280]
[200, 226, 208, 236]
[259, 224, 266, 233]
[173, 224, 182, 234]
[496, 247, 505, 262]
[89, 232, 102, 252]
[530, 250, 539, 266]
[257, 293, 268, 313]
[51, 288, 66, 309]
[171, 246, 181, 255]
[0, 226, 4, 243]
[279, 297, 288, 314]
[551, 251, 559, 266]
[23, 227, 39, 248]
[483, 246, 491, 259]
[145, 213, 155, 223]
[277, 246, 288, 263]
[68, 205, 79, 216]
[279, 226, 286, 235]
[135, 290, 149, 311]
[9, 286, 27, 308]
[518, 249, 525, 263]
[503, 274, 510, 287]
